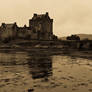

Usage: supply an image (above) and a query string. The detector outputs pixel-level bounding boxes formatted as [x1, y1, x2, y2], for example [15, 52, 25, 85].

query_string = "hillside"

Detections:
[60, 34, 92, 40]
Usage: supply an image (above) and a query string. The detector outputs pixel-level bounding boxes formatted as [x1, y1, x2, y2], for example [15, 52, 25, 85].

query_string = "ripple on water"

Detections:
[0, 52, 92, 92]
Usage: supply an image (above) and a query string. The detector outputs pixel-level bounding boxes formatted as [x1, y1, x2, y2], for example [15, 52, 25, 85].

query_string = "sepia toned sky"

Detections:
[0, 0, 92, 37]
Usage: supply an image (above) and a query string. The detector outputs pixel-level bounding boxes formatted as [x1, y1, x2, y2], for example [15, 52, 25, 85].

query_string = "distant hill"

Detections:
[60, 34, 92, 40]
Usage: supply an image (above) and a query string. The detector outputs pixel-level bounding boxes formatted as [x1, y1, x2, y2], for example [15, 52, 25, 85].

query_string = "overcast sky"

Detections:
[0, 0, 92, 37]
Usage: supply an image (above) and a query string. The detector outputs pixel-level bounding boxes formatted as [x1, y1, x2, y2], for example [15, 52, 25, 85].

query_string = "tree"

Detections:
[67, 35, 80, 41]
[52, 35, 58, 40]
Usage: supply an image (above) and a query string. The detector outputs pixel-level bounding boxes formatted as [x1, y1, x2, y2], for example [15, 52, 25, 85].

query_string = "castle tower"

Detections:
[29, 12, 53, 40]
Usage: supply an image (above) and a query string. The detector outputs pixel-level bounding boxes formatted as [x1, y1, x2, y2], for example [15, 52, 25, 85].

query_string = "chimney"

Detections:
[2, 23, 6, 27]
[46, 12, 49, 16]
[14, 22, 16, 25]
[34, 13, 37, 17]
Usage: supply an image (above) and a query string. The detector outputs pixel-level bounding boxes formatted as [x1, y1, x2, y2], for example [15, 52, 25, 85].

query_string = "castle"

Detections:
[0, 12, 54, 41]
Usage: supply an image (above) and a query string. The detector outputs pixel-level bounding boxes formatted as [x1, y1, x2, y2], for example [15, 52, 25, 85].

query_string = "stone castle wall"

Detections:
[0, 12, 54, 41]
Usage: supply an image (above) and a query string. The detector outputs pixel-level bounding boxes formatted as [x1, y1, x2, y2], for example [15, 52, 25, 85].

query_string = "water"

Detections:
[0, 51, 92, 92]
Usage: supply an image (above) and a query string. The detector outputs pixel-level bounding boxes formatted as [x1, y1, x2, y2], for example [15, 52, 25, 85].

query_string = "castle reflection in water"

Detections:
[0, 52, 53, 80]
[28, 56, 52, 79]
